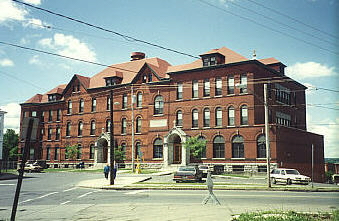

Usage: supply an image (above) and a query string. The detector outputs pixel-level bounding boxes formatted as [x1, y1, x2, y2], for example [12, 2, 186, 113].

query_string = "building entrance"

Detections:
[172, 135, 182, 164]
[97, 138, 108, 163]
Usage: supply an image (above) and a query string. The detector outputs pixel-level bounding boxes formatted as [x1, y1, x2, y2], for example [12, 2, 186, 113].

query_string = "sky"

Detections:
[0, 0, 338, 157]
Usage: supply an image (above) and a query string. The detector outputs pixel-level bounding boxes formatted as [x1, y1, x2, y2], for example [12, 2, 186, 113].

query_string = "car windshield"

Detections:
[285, 169, 300, 175]
[179, 167, 195, 172]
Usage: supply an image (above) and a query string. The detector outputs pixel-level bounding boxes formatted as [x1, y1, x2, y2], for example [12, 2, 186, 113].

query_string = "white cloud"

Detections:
[307, 116, 339, 158]
[0, 0, 27, 23]
[28, 55, 41, 65]
[0, 103, 21, 133]
[38, 33, 97, 62]
[0, 58, 14, 67]
[23, 0, 41, 5]
[286, 62, 336, 80]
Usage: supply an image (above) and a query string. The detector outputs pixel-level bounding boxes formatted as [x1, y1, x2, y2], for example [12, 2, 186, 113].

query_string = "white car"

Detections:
[270, 168, 311, 185]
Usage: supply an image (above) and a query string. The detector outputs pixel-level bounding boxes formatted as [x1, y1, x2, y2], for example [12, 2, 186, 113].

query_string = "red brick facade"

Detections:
[20, 47, 325, 181]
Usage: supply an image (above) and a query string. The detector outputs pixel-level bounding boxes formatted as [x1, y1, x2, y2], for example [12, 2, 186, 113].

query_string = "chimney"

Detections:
[130, 52, 145, 61]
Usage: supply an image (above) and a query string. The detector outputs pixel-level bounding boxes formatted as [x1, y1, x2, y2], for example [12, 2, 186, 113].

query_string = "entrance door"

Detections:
[173, 144, 181, 164]
[103, 146, 108, 163]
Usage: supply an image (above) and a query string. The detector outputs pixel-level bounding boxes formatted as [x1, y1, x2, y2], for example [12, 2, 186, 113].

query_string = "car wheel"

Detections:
[272, 178, 276, 184]
[286, 179, 292, 185]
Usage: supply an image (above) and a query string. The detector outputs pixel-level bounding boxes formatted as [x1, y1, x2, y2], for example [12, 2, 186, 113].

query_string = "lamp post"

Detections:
[264, 83, 271, 188]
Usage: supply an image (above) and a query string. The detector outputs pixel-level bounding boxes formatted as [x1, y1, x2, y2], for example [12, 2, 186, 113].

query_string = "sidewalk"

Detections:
[0, 172, 18, 180]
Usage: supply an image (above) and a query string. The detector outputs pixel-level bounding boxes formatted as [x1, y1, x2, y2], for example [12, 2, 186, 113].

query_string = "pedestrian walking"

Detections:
[104, 164, 110, 179]
[202, 171, 221, 205]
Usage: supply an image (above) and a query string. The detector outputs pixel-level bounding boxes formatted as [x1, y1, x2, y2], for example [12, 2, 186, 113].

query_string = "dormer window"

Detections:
[105, 76, 122, 86]
[201, 53, 225, 67]
[203, 56, 217, 66]
[48, 93, 61, 102]
[106, 78, 116, 86]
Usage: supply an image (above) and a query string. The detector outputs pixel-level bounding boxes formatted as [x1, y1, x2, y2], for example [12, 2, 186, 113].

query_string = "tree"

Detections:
[183, 136, 207, 158]
[3, 129, 19, 161]
[65, 145, 79, 161]
[114, 146, 125, 163]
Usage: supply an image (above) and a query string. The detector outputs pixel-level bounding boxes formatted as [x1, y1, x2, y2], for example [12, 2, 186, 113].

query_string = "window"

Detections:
[77, 144, 82, 159]
[203, 56, 216, 66]
[48, 94, 57, 102]
[48, 110, 53, 122]
[120, 143, 126, 159]
[240, 74, 247, 93]
[121, 118, 127, 134]
[106, 120, 111, 133]
[89, 144, 95, 159]
[192, 109, 198, 128]
[78, 121, 83, 136]
[48, 127, 52, 140]
[40, 111, 44, 122]
[198, 136, 206, 158]
[232, 165, 244, 172]
[90, 120, 96, 135]
[192, 80, 198, 98]
[107, 96, 111, 110]
[228, 106, 235, 126]
[122, 93, 127, 109]
[232, 135, 244, 158]
[257, 134, 266, 158]
[136, 117, 142, 133]
[148, 73, 152, 82]
[227, 75, 234, 94]
[275, 84, 291, 105]
[56, 109, 61, 121]
[136, 142, 142, 159]
[137, 92, 142, 108]
[213, 135, 225, 158]
[46, 146, 50, 160]
[176, 110, 183, 127]
[72, 84, 80, 92]
[153, 138, 163, 158]
[154, 95, 164, 115]
[177, 83, 183, 100]
[31, 111, 37, 117]
[215, 77, 222, 96]
[56, 127, 60, 140]
[91, 98, 97, 112]
[105, 78, 116, 86]
[240, 105, 248, 125]
[203, 79, 210, 97]
[203, 108, 210, 127]
[79, 99, 84, 113]
[54, 146, 59, 161]
[215, 107, 222, 127]
[66, 122, 71, 136]
[276, 112, 291, 127]
[67, 100, 72, 114]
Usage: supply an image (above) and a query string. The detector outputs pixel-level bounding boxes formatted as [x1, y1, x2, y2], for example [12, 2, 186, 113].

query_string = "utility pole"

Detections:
[264, 83, 271, 188]
[109, 89, 115, 185]
[311, 144, 314, 188]
[131, 85, 135, 173]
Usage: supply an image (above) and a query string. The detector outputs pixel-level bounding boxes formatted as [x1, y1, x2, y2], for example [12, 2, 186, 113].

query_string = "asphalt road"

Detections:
[0, 172, 338, 220]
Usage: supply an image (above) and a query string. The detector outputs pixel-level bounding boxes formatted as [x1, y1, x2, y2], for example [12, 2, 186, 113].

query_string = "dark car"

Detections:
[173, 166, 203, 183]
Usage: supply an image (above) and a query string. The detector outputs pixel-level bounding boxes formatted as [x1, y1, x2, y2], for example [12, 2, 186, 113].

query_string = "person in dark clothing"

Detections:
[103, 164, 110, 179]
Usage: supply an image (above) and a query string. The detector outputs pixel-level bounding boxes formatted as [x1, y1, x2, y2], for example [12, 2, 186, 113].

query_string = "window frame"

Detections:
[227, 75, 235, 94]
[153, 138, 163, 159]
[192, 109, 199, 128]
[177, 82, 183, 100]
[215, 107, 222, 127]
[215, 77, 222, 96]
[240, 105, 248, 125]
[203, 108, 210, 127]
[203, 79, 210, 97]
[213, 135, 225, 158]
[91, 98, 97, 112]
[192, 80, 198, 98]
[154, 95, 164, 115]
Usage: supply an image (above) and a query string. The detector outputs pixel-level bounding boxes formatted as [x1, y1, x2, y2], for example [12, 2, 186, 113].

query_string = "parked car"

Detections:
[173, 166, 203, 183]
[20, 163, 43, 173]
[198, 165, 211, 178]
[270, 168, 311, 185]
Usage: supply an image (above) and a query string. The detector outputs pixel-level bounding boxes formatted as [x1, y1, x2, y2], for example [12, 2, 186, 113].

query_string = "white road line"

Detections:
[63, 187, 77, 192]
[19, 192, 59, 204]
[0, 183, 15, 186]
[77, 191, 94, 199]
[60, 200, 71, 205]
[124, 190, 148, 195]
[20, 198, 33, 204]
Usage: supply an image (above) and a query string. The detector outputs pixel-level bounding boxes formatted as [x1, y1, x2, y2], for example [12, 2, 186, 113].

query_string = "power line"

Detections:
[12, 0, 200, 59]
[197, 0, 339, 56]
[245, 0, 338, 40]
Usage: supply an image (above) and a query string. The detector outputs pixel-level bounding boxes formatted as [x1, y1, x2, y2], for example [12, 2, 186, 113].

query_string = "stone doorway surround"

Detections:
[94, 131, 111, 168]
[163, 126, 189, 168]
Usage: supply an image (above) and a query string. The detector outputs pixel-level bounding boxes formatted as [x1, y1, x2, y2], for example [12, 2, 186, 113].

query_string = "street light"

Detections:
[264, 83, 271, 188]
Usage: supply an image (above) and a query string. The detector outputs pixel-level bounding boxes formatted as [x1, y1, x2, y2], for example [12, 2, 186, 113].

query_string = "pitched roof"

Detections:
[259, 57, 281, 65]
[76, 74, 90, 89]
[24, 94, 43, 103]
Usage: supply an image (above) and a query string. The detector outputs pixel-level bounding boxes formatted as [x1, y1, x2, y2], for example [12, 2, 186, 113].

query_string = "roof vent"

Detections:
[130, 52, 145, 61]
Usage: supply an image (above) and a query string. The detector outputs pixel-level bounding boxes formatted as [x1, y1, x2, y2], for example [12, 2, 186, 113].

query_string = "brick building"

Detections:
[20, 47, 325, 182]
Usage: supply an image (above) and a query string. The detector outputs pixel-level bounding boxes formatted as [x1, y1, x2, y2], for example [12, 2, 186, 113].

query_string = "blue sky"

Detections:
[0, 0, 338, 157]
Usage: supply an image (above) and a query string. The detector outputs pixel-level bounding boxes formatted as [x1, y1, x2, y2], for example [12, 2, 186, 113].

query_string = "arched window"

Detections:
[89, 144, 95, 159]
[106, 96, 111, 110]
[77, 144, 82, 159]
[215, 77, 222, 96]
[153, 138, 163, 158]
[203, 108, 210, 127]
[177, 83, 183, 100]
[90, 120, 96, 135]
[67, 100, 72, 114]
[192, 109, 198, 128]
[154, 95, 164, 115]
[213, 135, 225, 158]
[121, 118, 127, 134]
[137, 92, 142, 108]
[232, 135, 244, 158]
[91, 98, 96, 112]
[228, 106, 235, 126]
[136, 117, 142, 133]
[176, 110, 183, 127]
[136, 142, 142, 159]
[122, 93, 127, 109]
[257, 134, 266, 158]
[78, 121, 83, 136]
[106, 119, 111, 132]
[79, 99, 84, 113]
[66, 122, 71, 136]
[240, 105, 248, 125]
[198, 136, 206, 158]
[215, 107, 222, 127]
[227, 75, 234, 94]
[203, 79, 210, 97]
